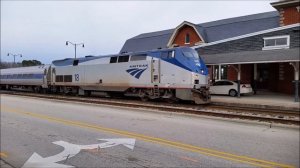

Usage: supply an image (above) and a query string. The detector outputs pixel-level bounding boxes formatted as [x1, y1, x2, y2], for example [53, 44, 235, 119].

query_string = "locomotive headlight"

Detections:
[200, 69, 204, 74]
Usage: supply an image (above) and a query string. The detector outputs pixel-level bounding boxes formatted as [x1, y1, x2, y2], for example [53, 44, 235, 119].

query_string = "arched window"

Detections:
[185, 33, 190, 44]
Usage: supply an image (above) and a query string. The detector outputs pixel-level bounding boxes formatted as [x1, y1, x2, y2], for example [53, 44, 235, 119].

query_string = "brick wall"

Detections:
[173, 25, 202, 47]
[275, 62, 294, 94]
[226, 63, 295, 94]
[227, 64, 253, 84]
[279, 6, 300, 26]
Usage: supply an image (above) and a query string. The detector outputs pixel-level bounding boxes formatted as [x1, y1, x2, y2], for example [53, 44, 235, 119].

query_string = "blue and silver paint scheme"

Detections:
[0, 65, 49, 88]
[51, 46, 210, 103]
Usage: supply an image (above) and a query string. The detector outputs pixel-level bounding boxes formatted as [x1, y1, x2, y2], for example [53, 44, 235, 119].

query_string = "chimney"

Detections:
[271, 0, 300, 26]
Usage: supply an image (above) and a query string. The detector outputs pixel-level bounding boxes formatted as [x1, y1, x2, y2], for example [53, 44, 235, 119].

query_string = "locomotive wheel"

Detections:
[140, 96, 149, 102]
[165, 97, 178, 104]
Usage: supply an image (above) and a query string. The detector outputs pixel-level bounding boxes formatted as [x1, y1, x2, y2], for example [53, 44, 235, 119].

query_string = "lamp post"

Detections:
[65, 41, 84, 59]
[7, 53, 22, 64]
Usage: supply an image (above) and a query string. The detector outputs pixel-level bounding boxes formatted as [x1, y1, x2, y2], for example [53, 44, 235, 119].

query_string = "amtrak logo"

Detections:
[126, 64, 148, 79]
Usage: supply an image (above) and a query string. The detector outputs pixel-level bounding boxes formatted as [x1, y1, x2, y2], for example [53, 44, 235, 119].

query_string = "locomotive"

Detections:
[0, 47, 210, 104]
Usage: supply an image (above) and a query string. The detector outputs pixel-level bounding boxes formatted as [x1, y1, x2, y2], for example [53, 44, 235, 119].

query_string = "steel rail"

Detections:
[1, 90, 299, 125]
[208, 104, 299, 116]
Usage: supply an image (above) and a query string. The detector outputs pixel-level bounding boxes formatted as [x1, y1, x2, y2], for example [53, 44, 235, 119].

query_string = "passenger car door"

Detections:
[221, 81, 234, 94]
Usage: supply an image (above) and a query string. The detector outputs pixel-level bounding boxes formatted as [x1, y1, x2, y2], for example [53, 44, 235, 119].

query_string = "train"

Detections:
[0, 47, 211, 104]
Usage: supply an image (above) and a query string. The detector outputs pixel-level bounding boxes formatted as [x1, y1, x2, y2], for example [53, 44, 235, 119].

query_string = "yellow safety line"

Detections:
[1, 106, 295, 168]
[0, 152, 8, 158]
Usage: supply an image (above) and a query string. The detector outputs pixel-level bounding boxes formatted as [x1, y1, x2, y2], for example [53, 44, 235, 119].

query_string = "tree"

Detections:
[22, 60, 42, 67]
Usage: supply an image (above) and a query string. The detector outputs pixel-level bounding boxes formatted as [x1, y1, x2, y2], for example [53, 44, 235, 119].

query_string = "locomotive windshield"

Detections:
[181, 48, 207, 70]
[182, 48, 200, 60]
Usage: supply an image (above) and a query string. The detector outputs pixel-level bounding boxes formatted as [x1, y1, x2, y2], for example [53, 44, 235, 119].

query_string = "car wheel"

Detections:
[229, 89, 237, 97]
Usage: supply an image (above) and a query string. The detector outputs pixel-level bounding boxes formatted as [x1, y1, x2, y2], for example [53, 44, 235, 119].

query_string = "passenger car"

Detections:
[210, 80, 253, 97]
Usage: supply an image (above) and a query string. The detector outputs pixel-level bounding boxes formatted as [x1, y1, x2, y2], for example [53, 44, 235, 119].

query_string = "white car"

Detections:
[210, 80, 253, 97]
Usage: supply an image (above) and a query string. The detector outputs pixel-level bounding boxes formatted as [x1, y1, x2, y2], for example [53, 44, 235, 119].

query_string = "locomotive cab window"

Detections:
[118, 55, 129, 63]
[130, 54, 147, 61]
[161, 51, 175, 59]
[73, 59, 79, 66]
[110, 56, 118, 63]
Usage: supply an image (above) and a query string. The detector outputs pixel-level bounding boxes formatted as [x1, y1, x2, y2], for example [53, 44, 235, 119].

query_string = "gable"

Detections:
[172, 25, 203, 47]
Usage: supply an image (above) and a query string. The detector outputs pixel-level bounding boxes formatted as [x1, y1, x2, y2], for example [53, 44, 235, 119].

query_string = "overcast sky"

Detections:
[1, 0, 277, 64]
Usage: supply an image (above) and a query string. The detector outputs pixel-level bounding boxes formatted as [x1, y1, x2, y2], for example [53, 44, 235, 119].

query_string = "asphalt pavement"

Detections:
[1, 94, 299, 168]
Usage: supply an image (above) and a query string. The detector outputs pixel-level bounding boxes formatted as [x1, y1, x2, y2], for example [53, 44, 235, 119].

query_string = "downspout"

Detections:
[290, 62, 299, 102]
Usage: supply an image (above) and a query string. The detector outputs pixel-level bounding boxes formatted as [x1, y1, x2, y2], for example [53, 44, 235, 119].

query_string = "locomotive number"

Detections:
[74, 74, 79, 81]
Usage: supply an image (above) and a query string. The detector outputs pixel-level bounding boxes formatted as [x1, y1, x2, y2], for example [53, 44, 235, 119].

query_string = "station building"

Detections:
[120, 0, 300, 101]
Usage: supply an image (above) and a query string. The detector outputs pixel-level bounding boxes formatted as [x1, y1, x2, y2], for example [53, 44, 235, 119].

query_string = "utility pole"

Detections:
[7, 53, 22, 64]
[66, 41, 84, 59]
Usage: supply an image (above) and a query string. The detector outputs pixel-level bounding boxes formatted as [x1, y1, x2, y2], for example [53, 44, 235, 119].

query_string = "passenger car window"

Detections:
[223, 81, 233, 85]
[213, 82, 221, 86]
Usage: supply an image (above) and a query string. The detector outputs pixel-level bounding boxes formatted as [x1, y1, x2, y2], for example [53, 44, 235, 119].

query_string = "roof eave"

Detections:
[193, 23, 300, 49]
[271, 0, 300, 9]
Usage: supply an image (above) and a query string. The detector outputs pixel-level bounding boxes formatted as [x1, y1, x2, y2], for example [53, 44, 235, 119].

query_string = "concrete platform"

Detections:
[211, 91, 300, 111]
[0, 160, 13, 168]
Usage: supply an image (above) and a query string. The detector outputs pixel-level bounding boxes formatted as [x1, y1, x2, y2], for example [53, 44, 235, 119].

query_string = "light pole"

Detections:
[66, 41, 84, 59]
[7, 53, 22, 64]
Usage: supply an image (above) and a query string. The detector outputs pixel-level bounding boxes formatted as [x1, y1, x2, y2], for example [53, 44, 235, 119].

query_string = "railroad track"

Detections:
[1, 90, 299, 125]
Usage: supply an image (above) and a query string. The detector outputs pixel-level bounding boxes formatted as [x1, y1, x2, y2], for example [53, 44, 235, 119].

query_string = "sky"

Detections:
[1, 0, 278, 64]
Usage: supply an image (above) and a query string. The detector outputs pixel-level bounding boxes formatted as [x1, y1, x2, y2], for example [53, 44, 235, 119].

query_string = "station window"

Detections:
[110, 56, 118, 63]
[130, 54, 147, 61]
[118, 55, 129, 63]
[185, 33, 190, 44]
[263, 35, 290, 50]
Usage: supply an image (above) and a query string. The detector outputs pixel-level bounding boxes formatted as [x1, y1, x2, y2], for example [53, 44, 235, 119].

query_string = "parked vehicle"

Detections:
[210, 80, 253, 97]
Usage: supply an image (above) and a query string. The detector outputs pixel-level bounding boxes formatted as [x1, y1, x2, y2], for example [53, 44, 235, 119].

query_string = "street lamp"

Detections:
[66, 41, 84, 59]
[7, 53, 22, 64]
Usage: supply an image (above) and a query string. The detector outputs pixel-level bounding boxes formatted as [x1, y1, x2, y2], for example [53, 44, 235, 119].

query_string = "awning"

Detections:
[201, 48, 300, 65]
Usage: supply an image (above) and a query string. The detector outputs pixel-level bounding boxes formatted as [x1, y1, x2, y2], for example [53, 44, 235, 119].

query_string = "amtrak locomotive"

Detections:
[0, 47, 210, 104]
